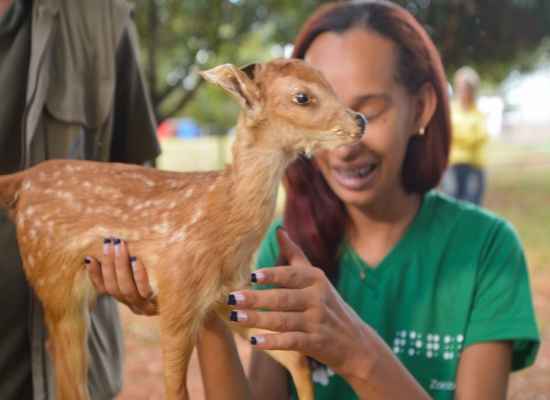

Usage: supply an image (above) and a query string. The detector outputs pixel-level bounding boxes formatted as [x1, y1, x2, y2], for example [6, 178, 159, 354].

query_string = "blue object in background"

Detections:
[175, 118, 201, 139]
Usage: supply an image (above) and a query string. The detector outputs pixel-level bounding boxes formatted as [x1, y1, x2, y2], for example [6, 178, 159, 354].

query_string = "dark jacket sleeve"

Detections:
[109, 21, 161, 165]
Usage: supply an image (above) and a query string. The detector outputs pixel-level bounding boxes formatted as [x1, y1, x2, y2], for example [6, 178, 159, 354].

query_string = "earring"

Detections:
[418, 127, 425, 136]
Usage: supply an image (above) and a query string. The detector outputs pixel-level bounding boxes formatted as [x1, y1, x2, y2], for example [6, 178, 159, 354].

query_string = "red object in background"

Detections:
[157, 119, 176, 139]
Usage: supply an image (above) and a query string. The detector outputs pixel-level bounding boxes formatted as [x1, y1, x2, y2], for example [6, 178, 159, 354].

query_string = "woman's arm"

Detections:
[197, 313, 254, 400]
[248, 350, 289, 400]
[455, 341, 512, 399]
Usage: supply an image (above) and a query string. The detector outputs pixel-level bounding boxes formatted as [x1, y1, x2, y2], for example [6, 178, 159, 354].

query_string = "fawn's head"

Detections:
[201, 58, 366, 157]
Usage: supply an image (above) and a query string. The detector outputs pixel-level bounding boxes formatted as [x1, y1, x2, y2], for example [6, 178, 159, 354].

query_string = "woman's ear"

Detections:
[414, 82, 437, 133]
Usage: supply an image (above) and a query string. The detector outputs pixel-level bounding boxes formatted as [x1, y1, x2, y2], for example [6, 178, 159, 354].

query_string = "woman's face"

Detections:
[455, 76, 476, 106]
[306, 28, 422, 210]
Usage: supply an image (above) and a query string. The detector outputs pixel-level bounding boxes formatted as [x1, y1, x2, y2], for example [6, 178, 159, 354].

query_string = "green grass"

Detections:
[485, 140, 550, 272]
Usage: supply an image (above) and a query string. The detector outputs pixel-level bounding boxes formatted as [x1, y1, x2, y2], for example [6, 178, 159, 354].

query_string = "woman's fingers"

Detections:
[228, 288, 309, 311]
[229, 309, 307, 333]
[113, 239, 141, 304]
[131, 256, 155, 300]
[249, 332, 310, 352]
[85, 256, 106, 294]
[101, 238, 119, 295]
[87, 237, 159, 315]
[252, 265, 323, 289]
[276, 228, 311, 268]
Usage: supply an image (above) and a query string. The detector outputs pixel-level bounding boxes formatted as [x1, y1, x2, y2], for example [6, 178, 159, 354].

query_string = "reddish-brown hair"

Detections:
[281, 0, 451, 282]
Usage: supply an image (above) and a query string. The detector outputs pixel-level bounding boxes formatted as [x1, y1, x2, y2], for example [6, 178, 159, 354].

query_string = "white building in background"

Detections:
[478, 96, 505, 138]
[501, 64, 550, 127]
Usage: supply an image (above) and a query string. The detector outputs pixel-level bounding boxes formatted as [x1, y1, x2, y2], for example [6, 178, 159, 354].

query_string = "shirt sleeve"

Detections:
[109, 21, 161, 165]
[464, 220, 540, 371]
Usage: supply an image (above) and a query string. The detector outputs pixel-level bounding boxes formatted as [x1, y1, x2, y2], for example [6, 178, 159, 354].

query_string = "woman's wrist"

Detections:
[335, 323, 430, 399]
[334, 323, 381, 390]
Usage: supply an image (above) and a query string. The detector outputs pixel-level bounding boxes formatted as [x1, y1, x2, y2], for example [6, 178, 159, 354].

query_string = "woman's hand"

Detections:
[227, 229, 377, 384]
[85, 238, 158, 316]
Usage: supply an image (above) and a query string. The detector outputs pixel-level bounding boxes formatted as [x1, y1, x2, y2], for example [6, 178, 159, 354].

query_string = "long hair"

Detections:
[281, 0, 451, 282]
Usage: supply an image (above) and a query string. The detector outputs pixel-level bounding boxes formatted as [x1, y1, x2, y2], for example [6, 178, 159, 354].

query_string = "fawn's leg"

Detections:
[159, 295, 205, 400]
[264, 349, 314, 400]
[45, 307, 90, 400]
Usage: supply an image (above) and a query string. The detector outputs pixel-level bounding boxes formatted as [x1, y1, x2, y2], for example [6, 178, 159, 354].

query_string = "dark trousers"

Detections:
[441, 164, 486, 205]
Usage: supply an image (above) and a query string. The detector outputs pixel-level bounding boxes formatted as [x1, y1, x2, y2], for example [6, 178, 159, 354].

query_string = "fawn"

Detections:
[0, 58, 366, 400]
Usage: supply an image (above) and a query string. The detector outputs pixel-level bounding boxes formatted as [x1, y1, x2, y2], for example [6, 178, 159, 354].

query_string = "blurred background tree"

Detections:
[130, 0, 550, 132]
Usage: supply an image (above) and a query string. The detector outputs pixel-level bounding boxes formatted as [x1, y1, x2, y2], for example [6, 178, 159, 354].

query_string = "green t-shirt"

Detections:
[255, 191, 539, 399]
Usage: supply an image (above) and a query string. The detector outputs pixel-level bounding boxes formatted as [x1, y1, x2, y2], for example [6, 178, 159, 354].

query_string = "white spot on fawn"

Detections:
[28, 255, 35, 268]
[22, 180, 32, 191]
[153, 223, 170, 234]
[169, 228, 187, 243]
[26, 206, 35, 216]
[184, 188, 193, 198]
[191, 209, 203, 224]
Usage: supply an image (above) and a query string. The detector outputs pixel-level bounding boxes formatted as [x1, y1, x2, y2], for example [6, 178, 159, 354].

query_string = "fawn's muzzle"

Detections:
[354, 112, 367, 136]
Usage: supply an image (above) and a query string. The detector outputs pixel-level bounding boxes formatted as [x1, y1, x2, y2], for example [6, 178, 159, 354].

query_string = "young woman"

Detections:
[441, 66, 490, 205]
[88, 1, 539, 398]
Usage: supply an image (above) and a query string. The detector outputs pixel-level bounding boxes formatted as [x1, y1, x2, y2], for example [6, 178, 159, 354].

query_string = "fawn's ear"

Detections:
[200, 64, 261, 113]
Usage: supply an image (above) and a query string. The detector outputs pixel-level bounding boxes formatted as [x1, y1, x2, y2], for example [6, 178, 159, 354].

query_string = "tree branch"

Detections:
[160, 79, 205, 121]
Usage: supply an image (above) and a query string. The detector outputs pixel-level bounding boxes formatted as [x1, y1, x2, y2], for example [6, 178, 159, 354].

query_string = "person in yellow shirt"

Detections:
[441, 66, 489, 205]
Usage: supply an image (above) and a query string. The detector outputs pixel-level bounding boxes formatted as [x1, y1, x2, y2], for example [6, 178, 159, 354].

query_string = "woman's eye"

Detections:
[293, 93, 311, 105]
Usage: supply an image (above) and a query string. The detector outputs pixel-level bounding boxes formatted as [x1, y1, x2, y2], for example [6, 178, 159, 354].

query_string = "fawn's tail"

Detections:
[0, 170, 27, 210]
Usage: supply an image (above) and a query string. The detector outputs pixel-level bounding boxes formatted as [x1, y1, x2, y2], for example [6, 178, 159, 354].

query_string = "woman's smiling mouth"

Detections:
[332, 163, 379, 190]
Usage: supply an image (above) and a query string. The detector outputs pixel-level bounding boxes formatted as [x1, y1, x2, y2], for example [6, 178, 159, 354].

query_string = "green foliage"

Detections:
[393, 0, 550, 80]
[130, 0, 550, 131]
[130, 0, 329, 127]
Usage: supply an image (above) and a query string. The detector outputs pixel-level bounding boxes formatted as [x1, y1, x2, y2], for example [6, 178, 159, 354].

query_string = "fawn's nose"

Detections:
[353, 112, 367, 136]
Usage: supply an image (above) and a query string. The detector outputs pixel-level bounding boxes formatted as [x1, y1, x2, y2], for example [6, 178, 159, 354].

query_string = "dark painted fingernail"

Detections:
[130, 256, 137, 262]
[113, 238, 121, 245]
[229, 311, 238, 322]
[251, 271, 264, 283]
[103, 238, 111, 255]
[250, 335, 265, 345]
[227, 294, 236, 305]
[84, 257, 91, 264]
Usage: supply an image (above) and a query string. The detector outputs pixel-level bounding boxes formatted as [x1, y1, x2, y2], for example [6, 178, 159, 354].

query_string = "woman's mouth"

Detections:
[332, 163, 379, 190]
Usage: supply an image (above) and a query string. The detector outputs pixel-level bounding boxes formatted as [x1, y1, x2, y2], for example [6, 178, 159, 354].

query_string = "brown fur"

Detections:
[0, 58, 364, 400]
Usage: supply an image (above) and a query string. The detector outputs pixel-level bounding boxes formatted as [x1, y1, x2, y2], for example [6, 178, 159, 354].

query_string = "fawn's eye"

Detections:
[293, 92, 311, 105]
